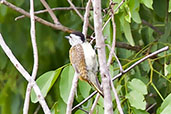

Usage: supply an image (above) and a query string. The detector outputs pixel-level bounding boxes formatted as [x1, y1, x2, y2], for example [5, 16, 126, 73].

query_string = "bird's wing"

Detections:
[69, 44, 88, 81]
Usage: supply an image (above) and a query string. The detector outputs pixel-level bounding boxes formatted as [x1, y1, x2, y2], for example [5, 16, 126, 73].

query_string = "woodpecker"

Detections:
[65, 31, 103, 97]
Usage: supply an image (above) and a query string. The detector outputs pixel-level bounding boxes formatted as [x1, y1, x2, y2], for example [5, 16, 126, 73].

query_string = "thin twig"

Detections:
[142, 20, 163, 35]
[89, 94, 100, 114]
[82, 0, 92, 37]
[40, 0, 60, 25]
[34, 105, 40, 114]
[67, 0, 94, 30]
[146, 103, 157, 112]
[15, 7, 90, 21]
[0, 33, 51, 114]
[102, 0, 125, 30]
[93, 0, 113, 113]
[72, 46, 169, 111]
[106, 3, 123, 113]
[23, 0, 39, 113]
[66, 73, 79, 114]
[72, 91, 97, 111]
[114, 0, 125, 12]
[116, 42, 141, 52]
[67, 0, 84, 20]
[0, 0, 72, 33]
[78, 107, 89, 113]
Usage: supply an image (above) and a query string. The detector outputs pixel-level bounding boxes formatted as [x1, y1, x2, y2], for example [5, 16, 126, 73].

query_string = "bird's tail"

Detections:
[87, 72, 104, 97]
[89, 80, 104, 97]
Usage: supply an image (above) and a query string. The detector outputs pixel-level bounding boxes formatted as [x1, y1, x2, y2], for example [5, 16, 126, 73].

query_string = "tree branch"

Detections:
[15, 7, 92, 21]
[40, 0, 60, 25]
[23, 0, 39, 113]
[82, 0, 92, 37]
[102, 0, 125, 30]
[106, 2, 123, 113]
[0, 33, 51, 114]
[66, 73, 79, 114]
[0, 0, 72, 33]
[142, 19, 163, 35]
[93, 0, 113, 113]
[67, 0, 84, 20]
[89, 94, 100, 114]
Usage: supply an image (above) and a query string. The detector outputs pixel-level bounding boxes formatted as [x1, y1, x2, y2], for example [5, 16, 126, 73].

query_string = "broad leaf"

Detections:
[128, 78, 147, 95]
[78, 80, 91, 98]
[157, 93, 171, 114]
[169, 0, 171, 12]
[141, 0, 153, 9]
[126, 90, 146, 110]
[59, 65, 74, 103]
[51, 98, 66, 114]
[120, 15, 135, 46]
[31, 65, 64, 103]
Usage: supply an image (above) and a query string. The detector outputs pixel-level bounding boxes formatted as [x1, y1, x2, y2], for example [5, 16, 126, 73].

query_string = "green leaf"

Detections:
[141, 0, 153, 9]
[126, 90, 146, 110]
[129, 0, 141, 23]
[78, 80, 91, 98]
[51, 98, 66, 114]
[157, 93, 171, 114]
[103, 21, 112, 45]
[15, 0, 25, 6]
[128, 78, 147, 95]
[0, 5, 8, 17]
[59, 65, 74, 103]
[133, 108, 150, 114]
[132, 11, 141, 24]
[120, 15, 135, 46]
[161, 105, 171, 114]
[169, 0, 171, 12]
[31, 66, 64, 103]
[124, 4, 132, 23]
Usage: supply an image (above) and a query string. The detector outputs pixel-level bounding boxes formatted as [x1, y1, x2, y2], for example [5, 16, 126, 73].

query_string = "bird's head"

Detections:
[65, 31, 85, 46]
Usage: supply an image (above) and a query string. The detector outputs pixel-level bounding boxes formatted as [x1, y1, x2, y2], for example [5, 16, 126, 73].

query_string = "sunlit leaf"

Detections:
[141, 0, 153, 9]
[59, 65, 74, 103]
[31, 65, 65, 103]
[169, 0, 171, 12]
[157, 93, 171, 114]
[126, 90, 146, 110]
[120, 15, 135, 46]
[128, 78, 147, 95]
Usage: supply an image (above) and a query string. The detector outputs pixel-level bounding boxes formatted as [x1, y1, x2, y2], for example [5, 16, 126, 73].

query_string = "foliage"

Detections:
[0, 0, 171, 114]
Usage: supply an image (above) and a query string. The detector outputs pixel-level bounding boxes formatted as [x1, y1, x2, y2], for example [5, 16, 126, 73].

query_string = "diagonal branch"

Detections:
[0, 33, 51, 114]
[40, 0, 60, 25]
[66, 73, 79, 114]
[67, 0, 84, 20]
[67, 0, 94, 30]
[0, 0, 72, 33]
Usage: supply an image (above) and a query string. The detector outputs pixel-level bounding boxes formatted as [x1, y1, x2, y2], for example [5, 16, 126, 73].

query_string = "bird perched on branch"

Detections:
[65, 31, 103, 97]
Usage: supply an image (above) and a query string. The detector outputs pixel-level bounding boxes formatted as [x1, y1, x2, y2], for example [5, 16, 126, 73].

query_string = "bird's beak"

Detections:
[65, 36, 70, 39]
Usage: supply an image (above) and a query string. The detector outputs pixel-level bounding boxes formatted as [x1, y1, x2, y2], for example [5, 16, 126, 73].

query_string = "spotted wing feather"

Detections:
[69, 44, 88, 81]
